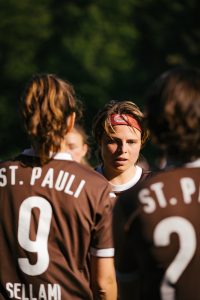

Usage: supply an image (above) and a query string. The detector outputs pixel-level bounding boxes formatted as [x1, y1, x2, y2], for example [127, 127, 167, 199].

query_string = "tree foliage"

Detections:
[0, 0, 199, 162]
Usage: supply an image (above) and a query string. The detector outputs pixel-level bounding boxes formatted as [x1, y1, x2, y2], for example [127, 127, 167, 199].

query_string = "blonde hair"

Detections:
[92, 100, 149, 146]
[20, 74, 80, 165]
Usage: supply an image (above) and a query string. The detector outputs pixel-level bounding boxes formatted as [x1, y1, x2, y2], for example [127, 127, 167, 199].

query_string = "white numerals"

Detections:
[18, 196, 52, 276]
[154, 217, 196, 299]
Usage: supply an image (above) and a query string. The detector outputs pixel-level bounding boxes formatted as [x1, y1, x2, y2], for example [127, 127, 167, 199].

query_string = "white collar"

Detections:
[185, 158, 200, 168]
[110, 166, 142, 192]
[160, 158, 200, 170]
[96, 165, 143, 192]
[22, 148, 73, 161]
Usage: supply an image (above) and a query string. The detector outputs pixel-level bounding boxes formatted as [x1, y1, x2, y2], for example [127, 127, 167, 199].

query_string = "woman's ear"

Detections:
[67, 112, 76, 132]
[82, 143, 88, 157]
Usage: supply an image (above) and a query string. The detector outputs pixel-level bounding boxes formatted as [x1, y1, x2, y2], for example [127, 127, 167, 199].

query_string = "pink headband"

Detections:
[109, 114, 142, 132]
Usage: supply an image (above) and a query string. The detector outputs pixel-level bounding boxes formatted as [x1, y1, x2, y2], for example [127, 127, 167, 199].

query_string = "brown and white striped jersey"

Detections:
[0, 150, 115, 300]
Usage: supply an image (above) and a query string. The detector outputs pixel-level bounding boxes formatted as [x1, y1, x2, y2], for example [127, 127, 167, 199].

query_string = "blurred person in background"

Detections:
[113, 67, 200, 300]
[92, 100, 150, 196]
[0, 73, 117, 300]
[65, 123, 91, 167]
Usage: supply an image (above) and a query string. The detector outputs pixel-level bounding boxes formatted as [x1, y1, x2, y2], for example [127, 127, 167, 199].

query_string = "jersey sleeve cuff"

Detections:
[90, 247, 115, 257]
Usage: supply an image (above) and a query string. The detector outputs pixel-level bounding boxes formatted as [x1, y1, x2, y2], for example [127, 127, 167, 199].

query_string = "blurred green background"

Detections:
[1, 0, 199, 165]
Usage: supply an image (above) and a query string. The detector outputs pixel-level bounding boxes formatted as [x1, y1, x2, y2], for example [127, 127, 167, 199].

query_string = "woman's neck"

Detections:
[103, 165, 137, 186]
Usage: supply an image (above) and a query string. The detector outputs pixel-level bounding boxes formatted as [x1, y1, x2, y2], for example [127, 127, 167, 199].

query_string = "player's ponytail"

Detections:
[20, 73, 80, 165]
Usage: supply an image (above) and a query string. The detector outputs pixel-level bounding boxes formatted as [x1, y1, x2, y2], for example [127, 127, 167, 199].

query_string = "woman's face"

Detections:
[100, 125, 142, 175]
[65, 129, 88, 163]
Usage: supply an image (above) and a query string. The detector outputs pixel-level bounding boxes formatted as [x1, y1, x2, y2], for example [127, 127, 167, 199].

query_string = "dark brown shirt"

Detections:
[0, 151, 115, 300]
[114, 162, 200, 300]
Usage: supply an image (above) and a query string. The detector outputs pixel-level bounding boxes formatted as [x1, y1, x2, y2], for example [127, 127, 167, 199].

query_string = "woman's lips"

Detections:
[114, 158, 127, 165]
[115, 157, 126, 161]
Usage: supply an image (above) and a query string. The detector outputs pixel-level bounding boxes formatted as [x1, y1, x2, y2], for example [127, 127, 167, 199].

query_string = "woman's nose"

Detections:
[118, 142, 127, 153]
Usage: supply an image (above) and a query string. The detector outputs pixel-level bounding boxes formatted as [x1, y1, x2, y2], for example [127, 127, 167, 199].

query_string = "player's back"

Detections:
[116, 163, 200, 300]
[0, 153, 114, 300]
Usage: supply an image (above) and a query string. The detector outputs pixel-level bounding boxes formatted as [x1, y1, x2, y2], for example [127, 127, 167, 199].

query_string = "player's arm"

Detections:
[90, 183, 117, 299]
[90, 256, 117, 300]
[113, 198, 140, 300]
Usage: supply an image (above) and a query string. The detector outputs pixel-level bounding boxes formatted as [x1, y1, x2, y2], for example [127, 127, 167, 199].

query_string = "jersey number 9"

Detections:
[17, 196, 52, 276]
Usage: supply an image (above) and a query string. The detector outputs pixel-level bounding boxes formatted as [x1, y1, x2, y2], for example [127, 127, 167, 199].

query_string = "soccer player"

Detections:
[65, 123, 91, 167]
[92, 100, 150, 196]
[0, 74, 117, 300]
[113, 67, 200, 300]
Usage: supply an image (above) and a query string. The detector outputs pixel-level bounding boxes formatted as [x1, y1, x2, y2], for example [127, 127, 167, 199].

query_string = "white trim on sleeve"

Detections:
[90, 247, 115, 257]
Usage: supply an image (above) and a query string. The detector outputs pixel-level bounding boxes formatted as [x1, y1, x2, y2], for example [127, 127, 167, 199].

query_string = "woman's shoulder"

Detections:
[141, 168, 154, 181]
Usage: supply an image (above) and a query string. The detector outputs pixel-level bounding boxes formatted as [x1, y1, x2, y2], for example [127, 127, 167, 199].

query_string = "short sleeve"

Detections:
[90, 184, 116, 257]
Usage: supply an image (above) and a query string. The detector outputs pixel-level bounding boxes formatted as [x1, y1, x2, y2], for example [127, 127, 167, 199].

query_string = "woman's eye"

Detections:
[107, 139, 115, 144]
[69, 145, 78, 150]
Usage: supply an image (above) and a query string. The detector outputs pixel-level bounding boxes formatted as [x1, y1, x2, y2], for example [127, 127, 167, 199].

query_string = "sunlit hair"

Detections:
[145, 67, 200, 162]
[20, 73, 82, 165]
[92, 100, 149, 147]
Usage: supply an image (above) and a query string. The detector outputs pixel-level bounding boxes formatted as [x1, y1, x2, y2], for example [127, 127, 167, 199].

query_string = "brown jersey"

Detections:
[0, 151, 115, 300]
[113, 161, 200, 300]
